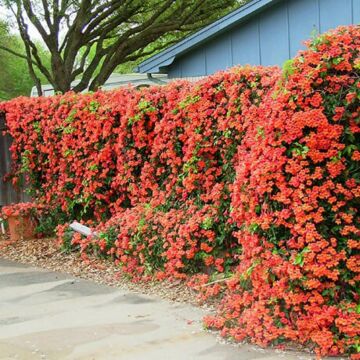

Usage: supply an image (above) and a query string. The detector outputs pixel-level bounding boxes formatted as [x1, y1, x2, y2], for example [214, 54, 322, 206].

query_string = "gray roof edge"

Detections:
[136, 0, 280, 74]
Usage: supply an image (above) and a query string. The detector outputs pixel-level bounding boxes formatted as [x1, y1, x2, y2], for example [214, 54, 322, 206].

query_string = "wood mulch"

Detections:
[0, 236, 201, 306]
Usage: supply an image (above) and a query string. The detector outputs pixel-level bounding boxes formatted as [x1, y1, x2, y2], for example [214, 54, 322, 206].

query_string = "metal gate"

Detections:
[0, 113, 29, 206]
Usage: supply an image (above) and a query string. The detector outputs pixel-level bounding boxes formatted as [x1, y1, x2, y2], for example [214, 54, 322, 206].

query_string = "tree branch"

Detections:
[0, 44, 32, 63]
[13, 1, 43, 95]
[15, 7, 54, 84]
[22, 0, 51, 43]
[2, 0, 240, 93]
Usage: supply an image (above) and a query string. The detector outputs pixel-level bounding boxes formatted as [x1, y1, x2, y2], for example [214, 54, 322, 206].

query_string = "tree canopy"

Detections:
[0, 0, 247, 95]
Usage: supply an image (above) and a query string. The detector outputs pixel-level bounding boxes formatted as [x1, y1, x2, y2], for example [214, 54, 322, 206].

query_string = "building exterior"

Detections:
[136, 0, 360, 78]
[30, 73, 169, 97]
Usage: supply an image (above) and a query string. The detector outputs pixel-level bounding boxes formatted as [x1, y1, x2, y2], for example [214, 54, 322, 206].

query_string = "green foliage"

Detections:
[0, 22, 32, 99]
[35, 207, 69, 238]
[60, 228, 76, 253]
[0, 21, 49, 100]
[282, 59, 296, 80]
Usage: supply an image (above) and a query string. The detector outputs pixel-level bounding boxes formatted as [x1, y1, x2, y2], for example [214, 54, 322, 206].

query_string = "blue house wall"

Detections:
[167, 0, 360, 78]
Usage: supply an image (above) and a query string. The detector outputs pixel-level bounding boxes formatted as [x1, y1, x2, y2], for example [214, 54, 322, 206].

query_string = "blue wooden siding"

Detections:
[259, 2, 290, 66]
[180, 47, 206, 77]
[206, 33, 233, 74]
[288, 0, 319, 56]
[231, 19, 260, 65]
[168, 0, 359, 78]
[355, 0, 360, 22]
[319, 0, 352, 32]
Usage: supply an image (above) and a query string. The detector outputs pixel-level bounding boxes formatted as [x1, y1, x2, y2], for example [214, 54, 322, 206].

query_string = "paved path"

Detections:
[0, 258, 318, 360]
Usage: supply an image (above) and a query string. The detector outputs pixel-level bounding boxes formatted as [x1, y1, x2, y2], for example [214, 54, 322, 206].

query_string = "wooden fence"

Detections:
[0, 113, 29, 206]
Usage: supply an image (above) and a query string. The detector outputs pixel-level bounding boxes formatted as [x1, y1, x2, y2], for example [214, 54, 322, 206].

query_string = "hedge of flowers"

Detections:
[1, 26, 359, 357]
[203, 27, 360, 358]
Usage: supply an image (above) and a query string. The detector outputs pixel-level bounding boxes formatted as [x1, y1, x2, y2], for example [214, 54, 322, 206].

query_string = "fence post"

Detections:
[0, 112, 28, 206]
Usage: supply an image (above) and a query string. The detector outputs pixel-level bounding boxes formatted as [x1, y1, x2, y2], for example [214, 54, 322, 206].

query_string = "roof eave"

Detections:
[135, 56, 176, 74]
[135, 0, 281, 74]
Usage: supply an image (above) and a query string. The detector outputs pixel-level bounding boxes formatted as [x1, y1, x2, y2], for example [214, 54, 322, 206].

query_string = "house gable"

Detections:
[137, 0, 360, 78]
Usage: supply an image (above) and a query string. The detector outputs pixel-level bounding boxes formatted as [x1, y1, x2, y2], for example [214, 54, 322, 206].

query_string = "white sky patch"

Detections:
[0, 4, 43, 41]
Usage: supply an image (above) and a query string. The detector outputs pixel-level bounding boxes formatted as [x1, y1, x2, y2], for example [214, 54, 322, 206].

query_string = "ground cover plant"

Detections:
[1, 26, 359, 358]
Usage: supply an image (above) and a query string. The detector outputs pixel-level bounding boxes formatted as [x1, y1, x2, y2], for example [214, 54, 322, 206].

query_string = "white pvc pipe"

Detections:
[0, 218, 5, 235]
[69, 221, 97, 238]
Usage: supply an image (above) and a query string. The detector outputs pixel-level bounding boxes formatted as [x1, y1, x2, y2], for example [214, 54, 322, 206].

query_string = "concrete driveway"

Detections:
[0, 258, 318, 360]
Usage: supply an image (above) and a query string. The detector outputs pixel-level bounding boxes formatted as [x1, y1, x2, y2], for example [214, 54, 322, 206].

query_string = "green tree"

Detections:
[0, 0, 248, 95]
[0, 21, 34, 99]
[0, 20, 50, 99]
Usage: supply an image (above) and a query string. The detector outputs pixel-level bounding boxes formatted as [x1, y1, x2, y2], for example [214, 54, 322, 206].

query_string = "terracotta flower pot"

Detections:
[7, 215, 36, 242]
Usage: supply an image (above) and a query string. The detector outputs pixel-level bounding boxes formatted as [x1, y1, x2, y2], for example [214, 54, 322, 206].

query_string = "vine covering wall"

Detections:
[1, 26, 359, 357]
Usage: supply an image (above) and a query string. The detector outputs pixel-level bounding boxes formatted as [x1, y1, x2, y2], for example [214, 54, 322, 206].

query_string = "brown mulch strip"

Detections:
[0, 236, 201, 306]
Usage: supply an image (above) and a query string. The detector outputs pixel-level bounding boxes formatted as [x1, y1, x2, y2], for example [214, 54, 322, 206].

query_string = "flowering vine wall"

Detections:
[1, 26, 359, 357]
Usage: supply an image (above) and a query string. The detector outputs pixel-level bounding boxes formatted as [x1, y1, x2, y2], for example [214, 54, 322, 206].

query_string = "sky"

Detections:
[0, 4, 42, 41]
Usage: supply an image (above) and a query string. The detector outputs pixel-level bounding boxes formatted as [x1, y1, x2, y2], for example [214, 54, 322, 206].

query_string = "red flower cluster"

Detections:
[1, 202, 39, 219]
[206, 26, 360, 358]
[0, 25, 359, 357]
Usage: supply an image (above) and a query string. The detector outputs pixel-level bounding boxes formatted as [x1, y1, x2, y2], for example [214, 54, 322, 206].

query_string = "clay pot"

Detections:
[7, 215, 36, 242]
